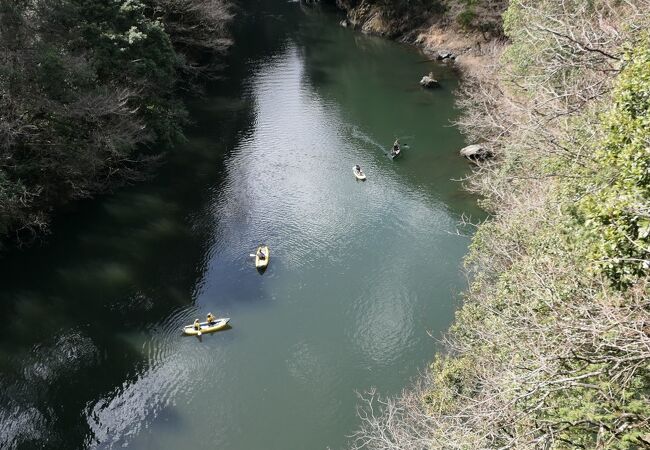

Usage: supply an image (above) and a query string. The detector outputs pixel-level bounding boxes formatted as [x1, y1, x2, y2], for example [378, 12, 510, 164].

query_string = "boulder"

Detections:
[420, 72, 440, 88]
[460, 144, 493, 162]
[436, 51, 455, 61]
[340, 19, 349, 28]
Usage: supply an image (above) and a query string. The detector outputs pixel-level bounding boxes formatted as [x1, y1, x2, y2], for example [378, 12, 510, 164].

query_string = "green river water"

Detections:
[0, 2, 482, 449]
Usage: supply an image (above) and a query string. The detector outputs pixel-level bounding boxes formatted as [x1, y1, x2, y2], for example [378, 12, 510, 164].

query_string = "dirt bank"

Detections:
[336, 0, 507, 75]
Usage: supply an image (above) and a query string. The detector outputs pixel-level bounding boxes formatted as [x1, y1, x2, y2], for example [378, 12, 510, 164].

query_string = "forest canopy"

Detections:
[0, 0, 232, 246]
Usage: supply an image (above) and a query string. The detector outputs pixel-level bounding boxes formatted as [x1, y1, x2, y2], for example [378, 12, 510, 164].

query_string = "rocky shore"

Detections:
[334, 0, 506, 76]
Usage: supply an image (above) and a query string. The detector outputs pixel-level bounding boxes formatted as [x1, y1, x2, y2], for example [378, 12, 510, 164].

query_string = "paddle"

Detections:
[250, 246, 267, 258]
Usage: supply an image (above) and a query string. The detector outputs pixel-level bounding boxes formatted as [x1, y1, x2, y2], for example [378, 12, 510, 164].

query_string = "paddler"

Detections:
[257, 247, 266, 260]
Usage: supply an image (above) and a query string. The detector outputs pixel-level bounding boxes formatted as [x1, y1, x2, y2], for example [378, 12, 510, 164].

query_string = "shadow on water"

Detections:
[0, 1, 299, 448]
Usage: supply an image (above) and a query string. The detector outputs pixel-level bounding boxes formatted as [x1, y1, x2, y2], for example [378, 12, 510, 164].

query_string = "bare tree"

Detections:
[154, 0, 233, 76]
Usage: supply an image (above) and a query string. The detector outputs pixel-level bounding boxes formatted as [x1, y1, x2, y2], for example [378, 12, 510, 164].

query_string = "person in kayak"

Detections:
[206, 312, 215, 324]
[193, 319, 201, 330]
[392, 139, 400, 153]
[257, 247, 266, 260]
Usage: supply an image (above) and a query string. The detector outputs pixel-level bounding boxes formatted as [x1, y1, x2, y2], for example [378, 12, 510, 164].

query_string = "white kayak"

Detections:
[255, 245, 270, 270]
[353, 166, 366, 180]
[183, 318, 230, 336]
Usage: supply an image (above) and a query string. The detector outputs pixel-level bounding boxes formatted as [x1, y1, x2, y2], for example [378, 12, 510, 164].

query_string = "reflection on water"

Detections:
[0, 2, 482, 449]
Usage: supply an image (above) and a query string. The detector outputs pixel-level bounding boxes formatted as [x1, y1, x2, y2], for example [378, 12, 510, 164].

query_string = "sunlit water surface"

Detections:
[0, 2, 482, 449]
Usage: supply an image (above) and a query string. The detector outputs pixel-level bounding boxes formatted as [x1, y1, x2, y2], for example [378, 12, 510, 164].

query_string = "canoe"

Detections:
[183, 318, 230, 336]
[353, 166, 366, 180]
[255, 245, 270, 269]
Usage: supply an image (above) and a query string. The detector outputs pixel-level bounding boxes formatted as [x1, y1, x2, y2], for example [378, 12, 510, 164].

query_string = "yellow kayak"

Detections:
[182, 318, 230, 336]
[255, 245, 270, 270]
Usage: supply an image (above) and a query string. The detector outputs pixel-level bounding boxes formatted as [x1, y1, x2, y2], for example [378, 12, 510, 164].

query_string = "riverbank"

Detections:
[340, 1, 650, 449]
[336, 0, 507, 76]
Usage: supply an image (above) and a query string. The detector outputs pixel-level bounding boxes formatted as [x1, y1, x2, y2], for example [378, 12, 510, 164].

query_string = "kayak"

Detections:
[390, 145, 401, 159]
[182, 318, 230, 336]
[255, 245, 270, 269]
[353, 166, 366, 180]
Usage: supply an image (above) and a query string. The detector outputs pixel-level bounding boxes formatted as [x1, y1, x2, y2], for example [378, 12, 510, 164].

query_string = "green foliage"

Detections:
[423, 356, 477, 414]
[452, 0, 506, 33]
[73, 0, 183, 144]
[575, 36, 650, 286]
[456, 7, 477, 29]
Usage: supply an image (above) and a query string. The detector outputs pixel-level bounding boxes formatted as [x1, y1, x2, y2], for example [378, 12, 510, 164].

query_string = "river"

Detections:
[0, 1, 482, 449]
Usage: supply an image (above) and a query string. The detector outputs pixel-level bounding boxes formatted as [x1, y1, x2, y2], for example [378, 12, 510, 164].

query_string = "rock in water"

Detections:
[460, 144, 493, 162]
[420, 72, 440, 88]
